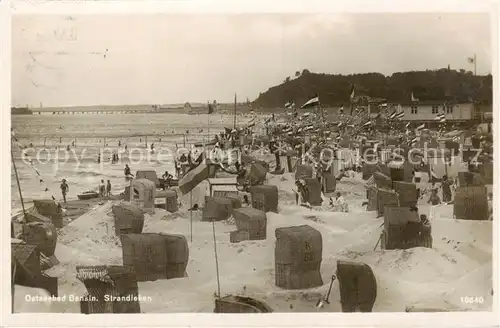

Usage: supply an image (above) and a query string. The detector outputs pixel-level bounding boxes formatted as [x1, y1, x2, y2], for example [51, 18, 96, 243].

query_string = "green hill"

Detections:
[252, 68, 492, 109]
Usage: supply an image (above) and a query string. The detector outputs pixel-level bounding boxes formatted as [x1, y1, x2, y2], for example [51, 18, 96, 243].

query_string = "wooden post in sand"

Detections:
[104, 137, 107, 146]
[145, 136, 148, 148]
[183, 135, 186, 148]
[43, 137, 46, 148]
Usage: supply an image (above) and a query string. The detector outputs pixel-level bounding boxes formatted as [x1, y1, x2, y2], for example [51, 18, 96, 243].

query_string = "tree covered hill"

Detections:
[252, 68, 492, 109]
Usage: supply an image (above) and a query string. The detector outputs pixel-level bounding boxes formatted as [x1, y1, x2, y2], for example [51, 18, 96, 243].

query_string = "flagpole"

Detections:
[11, 145, 27, 237]
[233, 94, 237, 130]
[207, 102, 210, 145]
[212, 219, 221, 298]
[474, 54, 477, 76]
[318, 95, 325, 121]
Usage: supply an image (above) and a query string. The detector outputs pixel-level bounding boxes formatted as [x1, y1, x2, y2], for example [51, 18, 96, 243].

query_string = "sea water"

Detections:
[11, 112, 250, 212]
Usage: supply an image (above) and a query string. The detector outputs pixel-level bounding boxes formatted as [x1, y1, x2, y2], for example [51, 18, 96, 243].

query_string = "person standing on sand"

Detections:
[106, 180, 112, 198]
[99, 179, 106, 201]
[60, 179, 69, 204]
[441, 175, 453, 203]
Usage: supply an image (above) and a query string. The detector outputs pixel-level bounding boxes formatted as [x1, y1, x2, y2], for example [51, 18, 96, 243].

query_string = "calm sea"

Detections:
[11, 112, 252, 213]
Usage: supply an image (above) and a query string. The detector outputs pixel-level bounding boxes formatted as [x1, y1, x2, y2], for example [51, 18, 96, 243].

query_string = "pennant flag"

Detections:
[302, 112, 311, 117]
[363, 121, 373, 127]
[379, 103, 388, 108]
[467, 56, 475, 64]
[405, 122, 411, 128]
[389, 111, 397, 119]
[349, 85, 355, 100]
[304, 125, 314, 131]
[284, 101, 295, 109]
[301, 96, 320, 109]
[410, 137, 418, 145]
[337, 122, 343, 127]
[395, 112, 405, 119]
[435, 113, 445, 121]
[416, 123, 425, 131]
[411, 92, 419, 102]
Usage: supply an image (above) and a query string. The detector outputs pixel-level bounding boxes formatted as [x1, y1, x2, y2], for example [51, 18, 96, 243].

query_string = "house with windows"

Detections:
[398, 101, 474, 126]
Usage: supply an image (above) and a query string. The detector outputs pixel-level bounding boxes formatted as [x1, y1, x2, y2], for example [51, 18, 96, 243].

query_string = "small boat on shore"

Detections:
[77, 191, 99, 200]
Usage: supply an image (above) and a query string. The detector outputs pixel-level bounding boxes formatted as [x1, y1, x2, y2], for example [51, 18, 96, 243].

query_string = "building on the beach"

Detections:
[398, 101, 473, 125]
[473, 103, 493, 122]
[184, 101, 218, 115]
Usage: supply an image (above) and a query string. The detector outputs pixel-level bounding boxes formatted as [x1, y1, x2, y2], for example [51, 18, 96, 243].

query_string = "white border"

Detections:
[2, 0, 499, 327]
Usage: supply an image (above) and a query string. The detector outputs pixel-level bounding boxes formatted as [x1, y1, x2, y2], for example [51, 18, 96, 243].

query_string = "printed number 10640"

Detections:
[461, 296, 484, 304]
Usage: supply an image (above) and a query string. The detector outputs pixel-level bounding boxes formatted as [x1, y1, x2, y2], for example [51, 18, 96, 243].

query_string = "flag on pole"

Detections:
[284, 101, 295, 109]
[395, 111, 405, 119]
[411, 92, 419, 102]
[410, 137, 418, 145]
[301, 96, 320, 109]
[389, 111, 397, 119]
[416, 123, 425, 131]
[405, 122, 411, 129]
[349, 85, 355, 100]
[435, 113, 446, 122]
[467, 56, 475, 63]
[363, 121, 373, 127]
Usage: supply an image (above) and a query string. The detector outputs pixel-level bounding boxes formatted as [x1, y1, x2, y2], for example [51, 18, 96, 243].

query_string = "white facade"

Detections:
[399, 103, 473, 121]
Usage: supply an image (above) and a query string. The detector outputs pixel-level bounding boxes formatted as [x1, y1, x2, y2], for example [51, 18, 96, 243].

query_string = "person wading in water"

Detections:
[60, 179, 69, 204]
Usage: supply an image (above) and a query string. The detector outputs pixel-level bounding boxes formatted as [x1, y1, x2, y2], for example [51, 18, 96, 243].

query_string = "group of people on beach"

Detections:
[59, 178, 112, 203]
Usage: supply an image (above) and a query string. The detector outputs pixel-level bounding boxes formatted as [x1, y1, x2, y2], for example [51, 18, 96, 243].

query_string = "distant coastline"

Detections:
[15, 103, 258, 115]
[11, 107, 33, 115]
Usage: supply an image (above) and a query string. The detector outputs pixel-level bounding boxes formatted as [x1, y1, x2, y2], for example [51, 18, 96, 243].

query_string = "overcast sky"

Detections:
[12, 13, 491, 107]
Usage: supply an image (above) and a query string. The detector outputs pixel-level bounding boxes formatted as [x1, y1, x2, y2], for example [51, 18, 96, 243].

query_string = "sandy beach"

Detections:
[13, 171, 493, 313]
